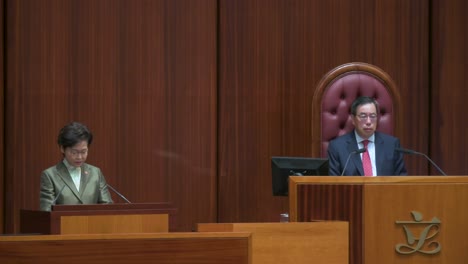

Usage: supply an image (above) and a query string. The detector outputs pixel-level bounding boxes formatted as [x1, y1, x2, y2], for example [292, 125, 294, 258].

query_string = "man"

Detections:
[39, 122, 113, 211]
[327, 96, 407, 176]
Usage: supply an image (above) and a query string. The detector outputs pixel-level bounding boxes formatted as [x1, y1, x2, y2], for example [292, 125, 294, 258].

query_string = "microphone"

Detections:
[107, 184, 132, 203]
[341, 148, 366, 176]
[395, 147, 447, 176]
[51, 183, 67, 207]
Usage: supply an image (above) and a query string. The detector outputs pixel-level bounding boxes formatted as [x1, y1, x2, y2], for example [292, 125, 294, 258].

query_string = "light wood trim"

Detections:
[0, 232, 251, 241]
[198, 222, 348, 264]
[290, 176, 468, 184]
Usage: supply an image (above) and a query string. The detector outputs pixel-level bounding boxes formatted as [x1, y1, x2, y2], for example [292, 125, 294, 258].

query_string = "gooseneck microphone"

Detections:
[341, 148, 366, 176]
[51, 175, 69, 207]
[51, 183, 67, 206]
[107, 184, 132, 203]
[395, 147, 447, 176]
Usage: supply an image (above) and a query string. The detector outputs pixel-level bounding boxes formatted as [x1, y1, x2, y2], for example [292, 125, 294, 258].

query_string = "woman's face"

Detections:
[61, 140, 89, 167]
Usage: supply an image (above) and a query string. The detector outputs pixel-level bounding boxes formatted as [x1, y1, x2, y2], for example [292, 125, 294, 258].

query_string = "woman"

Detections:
[39, 122, 113, 211]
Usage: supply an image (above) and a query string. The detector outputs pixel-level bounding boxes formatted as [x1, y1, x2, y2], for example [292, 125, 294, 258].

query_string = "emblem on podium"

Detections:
[395, 211, 441, 255]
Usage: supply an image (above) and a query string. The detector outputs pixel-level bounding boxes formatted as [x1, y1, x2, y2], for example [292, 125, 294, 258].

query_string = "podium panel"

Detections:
[289, 176, 468, 264]
[60, 214, 168, 234]
[20, 203, 176, 234]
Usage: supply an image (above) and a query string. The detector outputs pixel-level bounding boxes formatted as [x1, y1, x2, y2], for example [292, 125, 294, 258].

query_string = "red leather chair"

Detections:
[311, 62, 401, 158]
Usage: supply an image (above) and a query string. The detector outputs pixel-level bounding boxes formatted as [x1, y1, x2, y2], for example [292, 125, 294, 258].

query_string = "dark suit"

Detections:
[39, 161, 113, 211]
[327, 131, 407, 176]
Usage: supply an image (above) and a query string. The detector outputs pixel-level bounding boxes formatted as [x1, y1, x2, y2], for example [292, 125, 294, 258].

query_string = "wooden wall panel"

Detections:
[0, 0, 4, 234]
[217, 0, 429, 223]
[4, 0, 217, 233]
[431, 0, 468, 175]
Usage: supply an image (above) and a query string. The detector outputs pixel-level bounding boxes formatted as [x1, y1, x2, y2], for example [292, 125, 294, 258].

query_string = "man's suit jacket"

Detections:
[40, 161, 113, 211]
[327, 131, 407, 176]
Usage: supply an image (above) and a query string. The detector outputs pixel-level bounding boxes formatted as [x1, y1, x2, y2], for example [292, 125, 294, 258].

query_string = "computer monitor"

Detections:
[271, 156, 329, 196]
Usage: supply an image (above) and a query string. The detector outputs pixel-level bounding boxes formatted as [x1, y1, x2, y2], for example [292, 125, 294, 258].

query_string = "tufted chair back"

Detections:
[311, 62, 401, 158]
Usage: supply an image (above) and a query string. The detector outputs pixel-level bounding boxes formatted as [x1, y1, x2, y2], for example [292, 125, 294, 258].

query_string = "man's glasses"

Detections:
[356, 113, 378, 122]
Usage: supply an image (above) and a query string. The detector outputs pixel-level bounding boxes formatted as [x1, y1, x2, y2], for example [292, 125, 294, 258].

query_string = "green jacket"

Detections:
[39, 161, 113, 211]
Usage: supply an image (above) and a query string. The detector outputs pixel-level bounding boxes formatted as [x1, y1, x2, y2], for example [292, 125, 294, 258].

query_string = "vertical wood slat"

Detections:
[431, 0, 468, 175]
[0, 0, 4, 234]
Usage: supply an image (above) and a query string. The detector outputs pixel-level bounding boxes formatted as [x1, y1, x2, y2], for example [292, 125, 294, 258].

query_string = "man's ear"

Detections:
[350, 115, 357, 127]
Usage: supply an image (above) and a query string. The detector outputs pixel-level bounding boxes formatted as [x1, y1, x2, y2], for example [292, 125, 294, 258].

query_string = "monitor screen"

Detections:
[271, 156, 329, 196]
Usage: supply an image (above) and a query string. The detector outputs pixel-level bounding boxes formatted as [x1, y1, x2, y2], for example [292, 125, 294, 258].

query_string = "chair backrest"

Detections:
[311, 62, 401, 158]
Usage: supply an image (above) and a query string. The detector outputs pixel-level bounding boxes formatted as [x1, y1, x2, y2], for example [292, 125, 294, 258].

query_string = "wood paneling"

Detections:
[364, 183, 468, 263]
[198, 222, 349, 264]
[431, 0, 468, 175]
[218, 0, 429, 225]
[4, 0, 217, 232]
[0, 233, 251, 264]
[0, 0, 4, 234]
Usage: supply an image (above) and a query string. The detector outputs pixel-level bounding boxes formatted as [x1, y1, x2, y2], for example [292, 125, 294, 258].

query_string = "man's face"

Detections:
[61, 140, 88, 167]
[351, 103, 378, 139]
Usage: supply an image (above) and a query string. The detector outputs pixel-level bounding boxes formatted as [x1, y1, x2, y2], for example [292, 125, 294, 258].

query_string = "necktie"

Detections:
[362, 140, 373, 176]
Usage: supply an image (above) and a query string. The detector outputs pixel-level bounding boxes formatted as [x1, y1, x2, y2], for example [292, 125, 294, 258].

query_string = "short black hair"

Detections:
[350, 96, 380, 115]
[57, 122, 93, 148]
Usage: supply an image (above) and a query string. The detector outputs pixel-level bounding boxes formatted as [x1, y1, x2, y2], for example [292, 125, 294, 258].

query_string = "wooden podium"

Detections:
[20, 203, 177, 234]
[288, 176, 468, 264]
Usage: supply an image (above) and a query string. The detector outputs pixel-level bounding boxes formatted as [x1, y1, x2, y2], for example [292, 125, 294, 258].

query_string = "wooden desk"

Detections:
[198, 222, 348, 264]
[0, 232, 251, 264]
